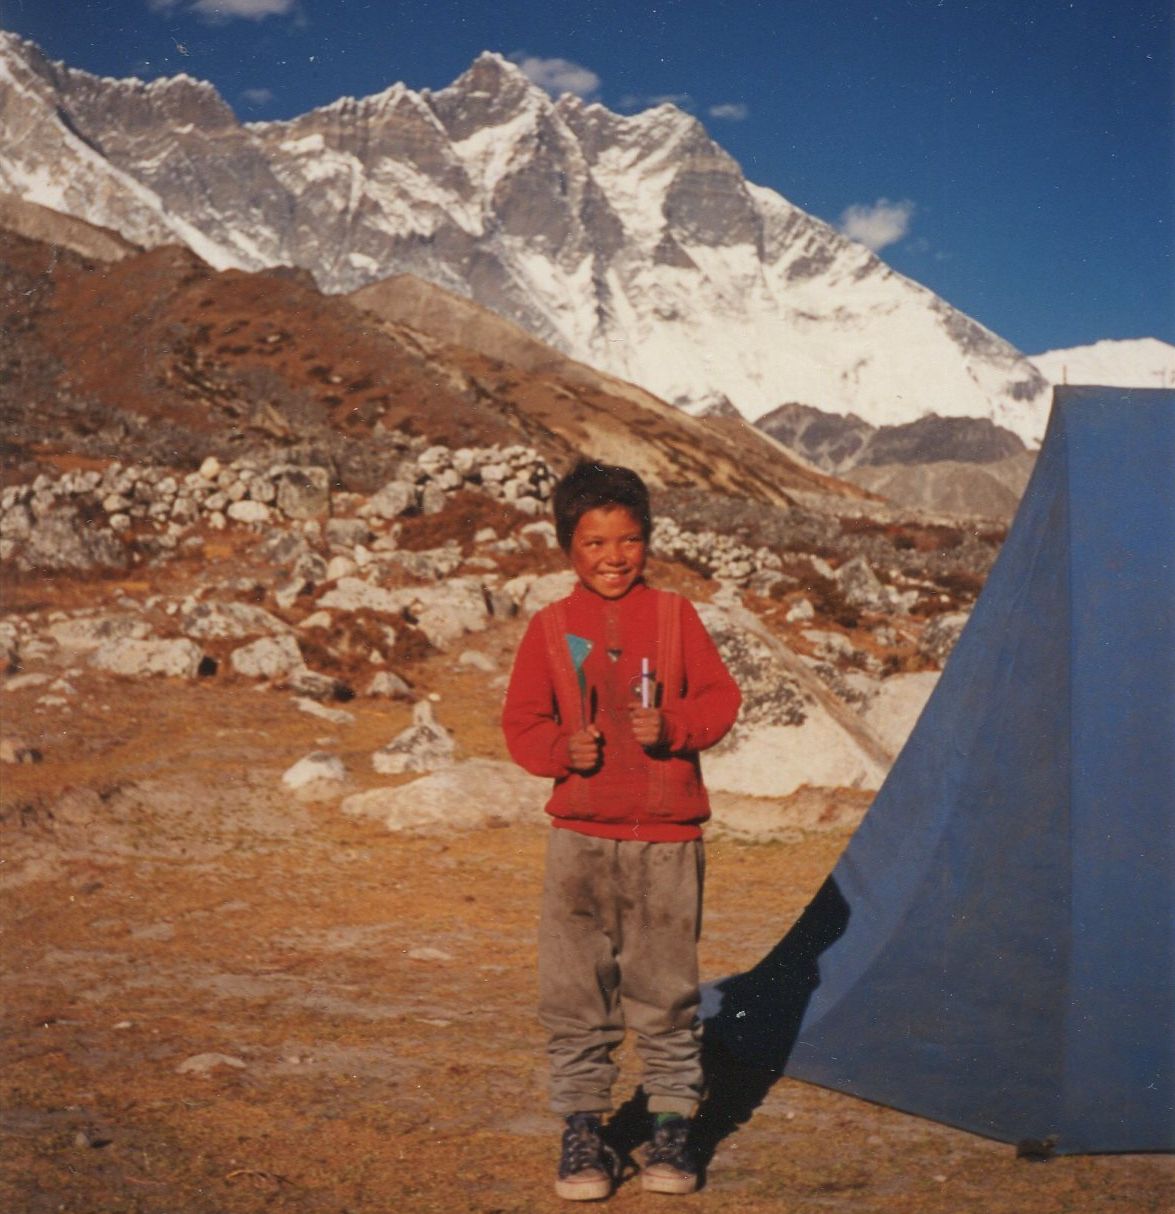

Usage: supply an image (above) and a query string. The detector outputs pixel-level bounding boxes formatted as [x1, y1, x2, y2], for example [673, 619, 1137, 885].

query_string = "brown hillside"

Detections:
[0, 223, 867, 506]
[0, 194, 140, 262]
[350, 273, 867, 503]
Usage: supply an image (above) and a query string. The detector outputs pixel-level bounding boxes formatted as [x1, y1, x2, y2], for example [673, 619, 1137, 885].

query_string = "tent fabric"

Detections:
[705, 387, 1175, 1154]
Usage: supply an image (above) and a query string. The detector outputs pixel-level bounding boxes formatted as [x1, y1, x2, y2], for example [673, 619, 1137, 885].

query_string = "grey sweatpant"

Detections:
[537, 828, 705, 1117]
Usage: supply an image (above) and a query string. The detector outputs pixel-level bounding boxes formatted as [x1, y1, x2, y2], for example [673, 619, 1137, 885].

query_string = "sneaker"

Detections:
[641, 1115, 698, 1195]
[555, 1112, 616, 1201]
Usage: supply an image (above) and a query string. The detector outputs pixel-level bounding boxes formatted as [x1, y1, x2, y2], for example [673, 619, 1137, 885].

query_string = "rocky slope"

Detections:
[841, 454, 1035, 521]
[0, 33, 1052, 442]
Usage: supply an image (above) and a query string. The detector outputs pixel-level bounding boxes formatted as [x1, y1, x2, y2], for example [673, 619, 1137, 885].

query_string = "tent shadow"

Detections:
[691, 876, 852, 1181]
[602, 878, 850, 1189]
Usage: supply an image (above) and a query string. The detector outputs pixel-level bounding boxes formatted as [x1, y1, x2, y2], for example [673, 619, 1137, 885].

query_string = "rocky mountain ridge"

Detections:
[754, 403, 1028, 475]
[0, 33, 1052, 442]
[751, 404, 1035, 520]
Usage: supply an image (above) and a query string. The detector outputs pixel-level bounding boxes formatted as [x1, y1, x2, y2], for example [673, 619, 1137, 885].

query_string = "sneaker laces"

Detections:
[645, 1117, 694, 1170]
[560, 1113, 617, 1179]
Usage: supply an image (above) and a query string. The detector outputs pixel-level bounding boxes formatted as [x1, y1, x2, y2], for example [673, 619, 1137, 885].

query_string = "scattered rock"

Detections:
[282, 752, 347, 789]
[90, 638, 205, 680]
[0, 737, 43, 764]
[365, 671, 413, 699]
[4, 671, 53, 691]
[407, 946, 453, 962]
[372, 701, 455, 775]
[292, 698, 355, 725]
[176, 1052, 247, 1077]
[48, 614, 152, 652]
[457, 650, 497, 672]
[230, 635, 305, 680]
[179, 600, 289, 640]
[343, 758, 547, 831]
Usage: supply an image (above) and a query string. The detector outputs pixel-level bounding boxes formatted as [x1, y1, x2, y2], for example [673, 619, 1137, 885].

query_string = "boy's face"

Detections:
[568, 505, 647, 600]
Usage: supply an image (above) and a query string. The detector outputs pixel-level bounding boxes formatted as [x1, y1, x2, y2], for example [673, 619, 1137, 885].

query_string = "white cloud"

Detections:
[147, 0, 297, 20]
[708, 102, 748, 121]
[511, 55, 600, 99]
[241, 86, 274, 106]
[839, 198, 916, 251]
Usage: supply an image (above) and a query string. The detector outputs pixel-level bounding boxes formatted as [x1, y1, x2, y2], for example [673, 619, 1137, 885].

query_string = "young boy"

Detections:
[502, 460, 741, 1200]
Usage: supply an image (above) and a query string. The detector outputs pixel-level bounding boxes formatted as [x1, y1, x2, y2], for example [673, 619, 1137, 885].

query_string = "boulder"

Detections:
[91, 638, 205, 679]
[18, 509, 128, 572]
[859, 671, 941, 756]
[399, 579, 491, 650]
[317, 577, 404, 614]
[49, 613, 152, 652]
[372, 700, 455, 774]
[229, 635, 305, 680]
[325, 518, 371, 548]
[226, 500, 271, 525]
[282, 752, 347, 790]
[506, 570, 577, 615]
[698, 602, 891, 797]
[365, 670, 413, 699]
[388, 544, 464, 580]
[342, 758, 548, 832]
[366, 480, 417, 520]
[179, 600, 289, 640]
[272, 465, 331, 519]
[287, 668, 346, 700]
[836, 556, 886, 609]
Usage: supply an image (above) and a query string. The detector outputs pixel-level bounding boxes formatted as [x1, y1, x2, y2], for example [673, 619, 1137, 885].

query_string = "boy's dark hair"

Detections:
[552, 460, 652, 551]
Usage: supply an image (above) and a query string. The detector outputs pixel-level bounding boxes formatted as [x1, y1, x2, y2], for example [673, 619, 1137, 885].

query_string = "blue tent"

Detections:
[705, 387, 1175, 1154]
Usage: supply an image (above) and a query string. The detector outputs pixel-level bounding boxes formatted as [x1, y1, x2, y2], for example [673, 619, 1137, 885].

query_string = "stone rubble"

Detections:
[282, 752, 348, 790]
[1, 439, 987, 827]
[0, 441, 558, 571]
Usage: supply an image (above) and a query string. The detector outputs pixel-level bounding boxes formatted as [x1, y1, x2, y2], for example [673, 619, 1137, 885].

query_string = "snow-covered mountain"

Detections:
[1030, 338, 1175, 390]
[0, 33, 1054, 442]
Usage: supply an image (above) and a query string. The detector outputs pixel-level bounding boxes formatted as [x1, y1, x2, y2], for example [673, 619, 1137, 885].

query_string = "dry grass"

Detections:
[2, 657, 1170, 1214]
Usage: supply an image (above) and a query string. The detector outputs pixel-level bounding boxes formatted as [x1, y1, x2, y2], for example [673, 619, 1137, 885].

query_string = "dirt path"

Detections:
[3, 764, 1172, 1213]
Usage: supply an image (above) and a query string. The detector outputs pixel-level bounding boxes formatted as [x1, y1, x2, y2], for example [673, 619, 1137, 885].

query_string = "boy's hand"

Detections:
[567, 725, 603, 772]
[628, 705, 666, 749]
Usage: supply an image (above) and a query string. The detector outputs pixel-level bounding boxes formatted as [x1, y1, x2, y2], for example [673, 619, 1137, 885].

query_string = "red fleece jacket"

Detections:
[502, 581, 741, 841]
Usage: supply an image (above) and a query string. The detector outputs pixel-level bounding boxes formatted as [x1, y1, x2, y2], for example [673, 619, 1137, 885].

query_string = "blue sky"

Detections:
[2, 0, 1171, 355]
